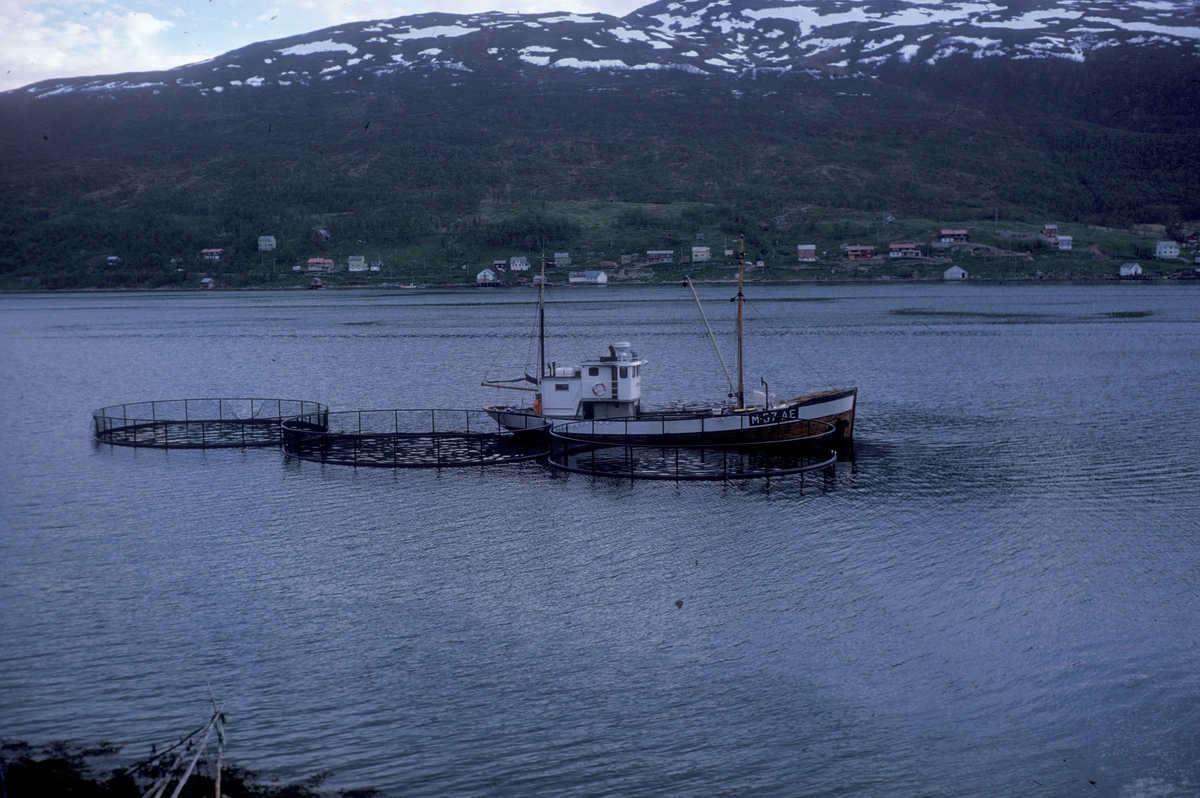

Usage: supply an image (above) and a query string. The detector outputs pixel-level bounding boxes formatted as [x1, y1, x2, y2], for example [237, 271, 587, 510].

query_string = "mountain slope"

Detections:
[1, 0, 1198, 287]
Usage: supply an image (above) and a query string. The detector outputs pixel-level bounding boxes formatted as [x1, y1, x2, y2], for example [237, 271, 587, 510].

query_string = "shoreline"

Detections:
[2, 275, 1193, 294]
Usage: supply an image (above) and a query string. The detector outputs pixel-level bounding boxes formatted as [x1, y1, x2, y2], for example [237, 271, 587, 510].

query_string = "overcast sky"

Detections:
[0, 0, 643, 91]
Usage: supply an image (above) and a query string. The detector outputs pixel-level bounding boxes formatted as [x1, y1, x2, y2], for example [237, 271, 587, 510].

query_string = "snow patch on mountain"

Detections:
[389, 25, 480, 41]
[278, 41, 357, 57]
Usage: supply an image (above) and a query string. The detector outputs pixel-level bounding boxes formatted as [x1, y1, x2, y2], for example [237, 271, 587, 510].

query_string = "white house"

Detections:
[258, 236, 276, 251]
[201, 248, 224, 261]
[1119, 263, 1142, 278]
[943, 265, 968, 280]
[646, 250, 674, 264]
[477, 268, 501, 286]
[889, 243, 921, 258]
[1057, 236, 1073, 250]
[307, 258, 334, 272]
[509, 256, 531, 271]
[1156, 241, 1179, 259]
[348, 255, 367, 272]
[106, 256, 120, 264]
[797, 245, 817, 263]
[692, 246, 711, 262]
[569, 270, 608, 285]
[554, 252, 571, 266]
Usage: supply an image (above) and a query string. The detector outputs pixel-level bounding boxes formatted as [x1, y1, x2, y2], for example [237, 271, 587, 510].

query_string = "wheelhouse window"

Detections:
[619, 366, 628, 378]
[588, 367, 599, 376]
[555, 383, 569, 391]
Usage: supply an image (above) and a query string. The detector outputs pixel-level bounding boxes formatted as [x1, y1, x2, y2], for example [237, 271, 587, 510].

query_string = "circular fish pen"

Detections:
[548, 418, 839, 481]
[93, 398, 328, 449]
[281, 409, 550, 468]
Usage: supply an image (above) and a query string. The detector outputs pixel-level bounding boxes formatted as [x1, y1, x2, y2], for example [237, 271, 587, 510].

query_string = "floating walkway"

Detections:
[93, 398, 843, 480]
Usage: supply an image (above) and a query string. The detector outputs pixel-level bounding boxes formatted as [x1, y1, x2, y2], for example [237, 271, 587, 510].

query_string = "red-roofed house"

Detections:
[889, 242, 921, 258]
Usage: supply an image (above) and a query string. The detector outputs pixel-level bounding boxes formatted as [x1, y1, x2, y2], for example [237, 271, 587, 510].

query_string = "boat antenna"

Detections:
[736, 235, 745, 409]
[538, 257, 546, 379]
[685, 275, 735, 397]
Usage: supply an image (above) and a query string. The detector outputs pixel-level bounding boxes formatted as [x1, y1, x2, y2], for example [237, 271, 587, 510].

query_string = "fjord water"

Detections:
[1, 283, 1197, 796]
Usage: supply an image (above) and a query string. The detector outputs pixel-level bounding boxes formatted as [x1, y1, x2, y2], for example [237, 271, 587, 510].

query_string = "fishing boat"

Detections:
[483, 242, 856, 445]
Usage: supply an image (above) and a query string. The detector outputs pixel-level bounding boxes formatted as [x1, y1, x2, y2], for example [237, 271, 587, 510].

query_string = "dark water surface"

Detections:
[1, 283, 1197, 796]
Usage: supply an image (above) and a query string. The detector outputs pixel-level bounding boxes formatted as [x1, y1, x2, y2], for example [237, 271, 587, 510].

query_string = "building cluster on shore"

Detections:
[108, 222, 1200, 288]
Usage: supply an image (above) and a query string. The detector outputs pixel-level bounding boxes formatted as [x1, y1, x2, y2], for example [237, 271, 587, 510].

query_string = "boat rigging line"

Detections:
[684, 275, 735, 398]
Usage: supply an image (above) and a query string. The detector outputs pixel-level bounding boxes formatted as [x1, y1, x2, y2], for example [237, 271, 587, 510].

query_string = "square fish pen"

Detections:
[547, 417, 839, 481]
[280, 409, 549, 468]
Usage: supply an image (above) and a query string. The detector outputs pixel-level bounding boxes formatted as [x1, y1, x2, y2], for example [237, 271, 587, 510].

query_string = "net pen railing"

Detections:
[93, 398, 328, 449]
[547, 416, 839, 481]
[280, 408, 550, 468]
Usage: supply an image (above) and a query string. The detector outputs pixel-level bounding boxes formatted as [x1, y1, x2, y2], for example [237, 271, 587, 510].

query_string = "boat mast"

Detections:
[736, 236, 745, 409]
[538, 258, 547, 379]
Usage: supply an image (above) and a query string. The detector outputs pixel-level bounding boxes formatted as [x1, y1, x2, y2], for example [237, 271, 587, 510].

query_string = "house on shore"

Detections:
[1156, 241, 1180, 259]
[797, 244, 817, 262]
[477, 268, 502, 286]
[510, 256, 531, 271]
[889, 243, 921, 258]
[1119, 263, 1143, 278]
[307, 258, 334, 272]
[692, 246, 711, 262]
[348, 255, 367, 272]
[647, 250, 674, 264]
[943, 265, 968, 280]
[1057, 236, 1073, 250]
[554, 253, 571, 267]
[569, 270, 608, 285]
[845, 245, 875, 260]
[940, 229, 969, 243]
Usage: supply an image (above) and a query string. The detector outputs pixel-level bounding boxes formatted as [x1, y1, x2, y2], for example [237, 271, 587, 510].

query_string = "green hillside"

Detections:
[2, 62, 1197, 289]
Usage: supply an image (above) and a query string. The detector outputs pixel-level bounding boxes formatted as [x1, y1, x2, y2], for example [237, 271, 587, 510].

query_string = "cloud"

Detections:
[0, 2, 188, 91]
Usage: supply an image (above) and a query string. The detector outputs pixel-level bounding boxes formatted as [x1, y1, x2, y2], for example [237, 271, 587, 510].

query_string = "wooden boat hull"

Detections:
[488, 388, 855, 446]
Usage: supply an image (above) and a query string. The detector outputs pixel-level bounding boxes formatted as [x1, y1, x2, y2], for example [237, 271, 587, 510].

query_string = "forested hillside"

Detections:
[1, 3, 1197, 289]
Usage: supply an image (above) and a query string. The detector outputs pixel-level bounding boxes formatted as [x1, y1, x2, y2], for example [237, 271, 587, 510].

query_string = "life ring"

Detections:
[591, 382, 608, 397]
